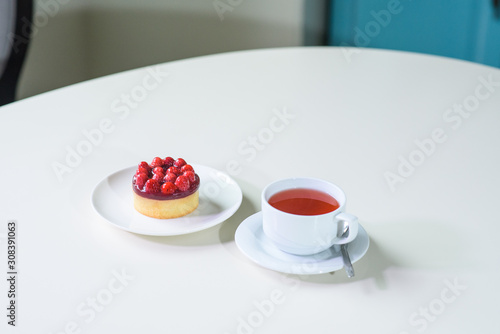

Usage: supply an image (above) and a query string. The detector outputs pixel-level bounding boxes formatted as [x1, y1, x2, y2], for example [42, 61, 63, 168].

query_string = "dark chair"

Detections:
[0, 0, 33, 106]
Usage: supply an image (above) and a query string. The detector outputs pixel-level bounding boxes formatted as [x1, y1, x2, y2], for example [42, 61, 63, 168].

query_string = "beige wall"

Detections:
[18, 0, 326, 99]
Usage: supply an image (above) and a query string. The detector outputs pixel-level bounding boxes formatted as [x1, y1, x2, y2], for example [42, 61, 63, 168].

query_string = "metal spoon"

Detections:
[340, 224, 355, 278]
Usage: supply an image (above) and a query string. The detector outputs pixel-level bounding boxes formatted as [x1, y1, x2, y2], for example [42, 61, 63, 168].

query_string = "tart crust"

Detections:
[133, 190, 199, 219]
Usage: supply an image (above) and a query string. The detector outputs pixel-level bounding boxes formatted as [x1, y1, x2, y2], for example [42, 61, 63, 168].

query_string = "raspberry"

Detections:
[174, 158, 186, 168]
[152, 166, 164, 175]
[151, 157, 163, 168]
[167, 166, 181, 175]
[183, 171, 196, 183]
[181, 164, 194, 173]
[164, 172, 177, 183]
[135, 173, 148, 189]
[163, 157, 175, 168]
[152, 172, 164, 183]
[161, 182, 176, 195]
[139, 161, 151, 171]
[136, 166, 149, 176]
[175, 175, 190, 192]
[145, 179, 160, 193]
[136, 171, 148, 179]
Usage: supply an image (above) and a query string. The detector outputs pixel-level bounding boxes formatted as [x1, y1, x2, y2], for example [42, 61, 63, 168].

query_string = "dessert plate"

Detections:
[92, 164, 242, 236]
[235, 212, 369, 275]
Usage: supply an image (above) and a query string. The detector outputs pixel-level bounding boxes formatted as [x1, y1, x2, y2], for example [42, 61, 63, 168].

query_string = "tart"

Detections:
[132, 157, 200, 219]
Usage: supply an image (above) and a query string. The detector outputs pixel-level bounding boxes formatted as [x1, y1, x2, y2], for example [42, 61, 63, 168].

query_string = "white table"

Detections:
[1, 47, 499, 333]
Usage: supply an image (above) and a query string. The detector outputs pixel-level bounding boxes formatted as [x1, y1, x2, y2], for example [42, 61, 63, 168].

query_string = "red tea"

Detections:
[268, 188, 340, 215]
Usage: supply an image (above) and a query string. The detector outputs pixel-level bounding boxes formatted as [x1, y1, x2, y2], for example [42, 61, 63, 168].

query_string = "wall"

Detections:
[17, 0, 88, 99]
[328, 0, 500, 68]
[17, 0, 326, 99]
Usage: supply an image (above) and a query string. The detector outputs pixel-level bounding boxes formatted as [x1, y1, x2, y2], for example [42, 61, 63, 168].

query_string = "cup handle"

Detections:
[335, 212, 359, 244]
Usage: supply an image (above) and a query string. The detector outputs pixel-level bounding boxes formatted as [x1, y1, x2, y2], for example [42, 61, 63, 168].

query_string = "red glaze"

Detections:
[133, 157, 200, 200]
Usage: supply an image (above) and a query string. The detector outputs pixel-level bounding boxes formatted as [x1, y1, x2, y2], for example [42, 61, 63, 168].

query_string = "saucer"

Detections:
[91, 164, 242, 236]
[235, 212, 369, 275]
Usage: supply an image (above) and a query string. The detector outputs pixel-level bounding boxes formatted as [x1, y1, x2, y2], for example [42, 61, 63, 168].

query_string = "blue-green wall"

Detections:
[328, 0, 500, 67]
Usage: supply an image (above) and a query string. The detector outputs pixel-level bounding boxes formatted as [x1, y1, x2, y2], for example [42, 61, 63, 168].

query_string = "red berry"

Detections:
[183, 171, 196, 183]
[167, 166, 181, 175]
[153, 166, 164, 175]
[152, 173, 164, 183]
[136, 166, 149, 176]
[139, 161, 151, 171]
[136, 171, 148, 180]
[164, 172, 177, 183]
[145, 179, 160, 193]
[181, 164, 194, 173]
[135, 174, 148, 189]
[151, 157, 163, 168]
[163, 157, 175, 168]
[174, 158, 186, 168]
[161, 182, 176, 195]
[175, 175, 190, 191]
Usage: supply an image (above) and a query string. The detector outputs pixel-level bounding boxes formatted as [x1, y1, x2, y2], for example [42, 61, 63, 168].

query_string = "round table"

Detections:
[1, 47, 499, 333]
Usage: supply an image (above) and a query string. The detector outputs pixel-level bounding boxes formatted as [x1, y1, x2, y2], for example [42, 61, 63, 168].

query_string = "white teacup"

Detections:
[262, 177, 358, 256]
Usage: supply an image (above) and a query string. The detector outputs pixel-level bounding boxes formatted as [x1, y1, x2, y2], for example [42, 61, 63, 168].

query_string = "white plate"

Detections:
[91, 164, 242, 236]
[235, 212, 369, 275]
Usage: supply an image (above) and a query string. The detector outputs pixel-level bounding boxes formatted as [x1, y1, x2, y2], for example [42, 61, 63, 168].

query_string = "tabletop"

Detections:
[1, 47, 499, 333]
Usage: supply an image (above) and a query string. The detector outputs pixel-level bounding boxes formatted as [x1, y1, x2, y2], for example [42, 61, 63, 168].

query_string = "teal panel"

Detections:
[328, 0, 500, 67]
[473, 1, 500, 67]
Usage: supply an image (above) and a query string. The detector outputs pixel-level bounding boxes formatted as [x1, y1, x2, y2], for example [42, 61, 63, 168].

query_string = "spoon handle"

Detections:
[341, 244, 355, 278]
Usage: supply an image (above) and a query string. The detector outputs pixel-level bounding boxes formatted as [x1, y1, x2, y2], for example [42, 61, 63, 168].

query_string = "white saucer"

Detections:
[235, 212, 369, 275]
[91, 164, 242, 236]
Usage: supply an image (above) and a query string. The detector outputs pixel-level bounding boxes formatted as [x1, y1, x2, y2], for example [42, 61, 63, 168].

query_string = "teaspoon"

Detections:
[340, 225, 355, 278]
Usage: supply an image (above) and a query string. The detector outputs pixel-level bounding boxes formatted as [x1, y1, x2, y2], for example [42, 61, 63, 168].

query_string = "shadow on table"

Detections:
[288, 238, 397, 288]
[131, 194, 257, 247]
[283, 219, 467, 287]
[219, 195, 258, 243]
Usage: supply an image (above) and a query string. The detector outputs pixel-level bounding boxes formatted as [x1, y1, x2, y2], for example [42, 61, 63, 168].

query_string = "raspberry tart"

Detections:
[132, 157, 200, 219]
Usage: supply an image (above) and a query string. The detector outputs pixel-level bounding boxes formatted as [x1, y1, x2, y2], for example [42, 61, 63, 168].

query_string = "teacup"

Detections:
[261, 177, 358, 256]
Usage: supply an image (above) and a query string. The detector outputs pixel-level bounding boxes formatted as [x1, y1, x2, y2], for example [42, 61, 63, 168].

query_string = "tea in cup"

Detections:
[261, 177, 358, 255]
